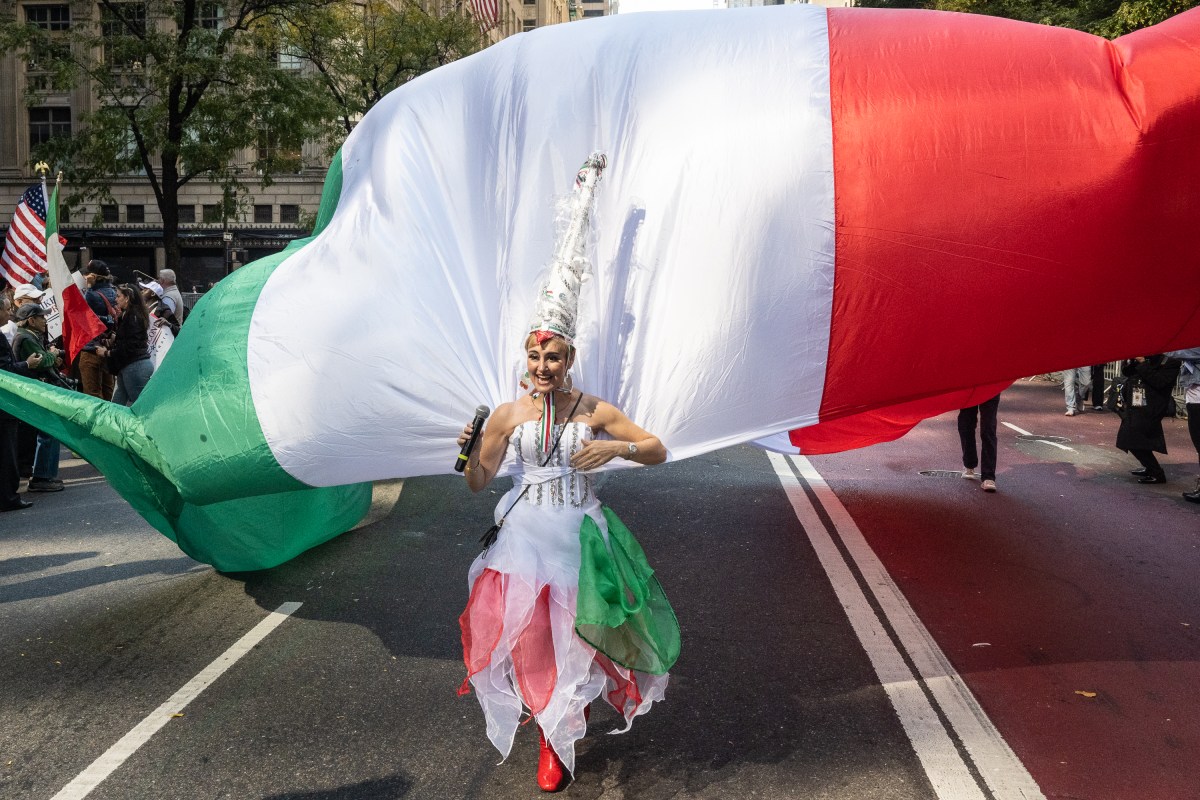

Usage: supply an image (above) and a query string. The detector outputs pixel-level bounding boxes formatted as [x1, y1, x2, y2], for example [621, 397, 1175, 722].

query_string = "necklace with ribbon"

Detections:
[536, 392, 555, 453]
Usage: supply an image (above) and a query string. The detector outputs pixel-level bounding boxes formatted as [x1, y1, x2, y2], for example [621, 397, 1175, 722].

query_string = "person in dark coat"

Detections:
[95, 284, 154, 406]
[0, 295, 45, 510]
[1116, 354, 1181, 484]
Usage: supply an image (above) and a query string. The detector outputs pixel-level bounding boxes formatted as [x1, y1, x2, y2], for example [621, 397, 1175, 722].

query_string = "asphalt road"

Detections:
[2, 377, 1197, 800]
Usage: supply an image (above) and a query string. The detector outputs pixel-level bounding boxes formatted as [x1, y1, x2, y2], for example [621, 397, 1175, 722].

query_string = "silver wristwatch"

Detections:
[626, 442, 638, 458]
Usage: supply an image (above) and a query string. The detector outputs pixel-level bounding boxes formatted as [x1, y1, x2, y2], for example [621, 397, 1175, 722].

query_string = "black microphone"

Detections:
[455, 405, 491, 472]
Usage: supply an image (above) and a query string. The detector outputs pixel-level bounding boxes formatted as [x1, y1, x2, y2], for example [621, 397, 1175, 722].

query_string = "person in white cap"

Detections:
[455, 155, 677, 793]
[138, 279, 181, 335]
[2, 284, 45, 345]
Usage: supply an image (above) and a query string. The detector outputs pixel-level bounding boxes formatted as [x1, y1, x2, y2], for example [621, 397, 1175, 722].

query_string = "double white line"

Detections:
[767, 453, 1044, 800]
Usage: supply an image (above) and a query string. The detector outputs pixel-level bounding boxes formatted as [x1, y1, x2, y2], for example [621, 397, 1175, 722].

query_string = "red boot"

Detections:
[537, 726, 567, 792]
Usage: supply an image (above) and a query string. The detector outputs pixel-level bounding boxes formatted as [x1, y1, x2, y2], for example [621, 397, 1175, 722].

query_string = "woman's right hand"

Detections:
[457, 423, 475, 449]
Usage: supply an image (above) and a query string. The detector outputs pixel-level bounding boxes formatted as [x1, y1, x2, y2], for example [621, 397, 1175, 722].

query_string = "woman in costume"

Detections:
[456, 155, 680, 792]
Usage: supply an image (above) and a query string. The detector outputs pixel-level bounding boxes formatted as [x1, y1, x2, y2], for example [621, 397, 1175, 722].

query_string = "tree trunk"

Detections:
[159, 155, 181, 274]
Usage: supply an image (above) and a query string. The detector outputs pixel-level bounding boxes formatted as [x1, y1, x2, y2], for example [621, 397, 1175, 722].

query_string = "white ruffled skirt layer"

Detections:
[459, 487, 668, 776]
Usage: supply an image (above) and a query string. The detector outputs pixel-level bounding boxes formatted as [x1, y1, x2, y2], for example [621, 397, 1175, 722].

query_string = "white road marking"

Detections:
[1001, 421, 1075, 451]
[52, 602, 303, 800]
[768, 453, 1045, 800]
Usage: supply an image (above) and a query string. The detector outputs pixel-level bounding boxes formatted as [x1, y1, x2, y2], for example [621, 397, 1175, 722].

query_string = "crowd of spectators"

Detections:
[1, 261, 184, 511]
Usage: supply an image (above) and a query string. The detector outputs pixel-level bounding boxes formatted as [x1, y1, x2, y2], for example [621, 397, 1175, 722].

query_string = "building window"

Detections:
[101, 204, 119, 223]
[202, 204, 221, 223]
[254, 204, 273, 223]
[256, 129, 301, 171]
[197, 1, 225, 30]
[522, 20, 536, 31]
[29, 107, 71, 147]
[523, 0, 535, 4]
[277, 46, 303, 71]
[59, 206, 70, 224]
[127, 204, 144, 223]
[26, 5, 71, 30]
[102, 2, 147, 68]
[583, 9, 603, 15]
[280, 205, 299, 224]
[178, 205, 196, 223]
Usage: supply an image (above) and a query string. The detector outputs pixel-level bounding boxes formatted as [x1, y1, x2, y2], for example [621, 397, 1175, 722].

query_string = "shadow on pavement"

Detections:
[0, 551, 100, 579]
[0, 557, 202, 603]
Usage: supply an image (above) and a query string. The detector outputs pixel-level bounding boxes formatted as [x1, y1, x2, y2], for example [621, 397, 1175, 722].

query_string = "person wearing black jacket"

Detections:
[1117, 354, 1182, 485]
[0, 295, 45, 510]
[95, 285, 154, 406]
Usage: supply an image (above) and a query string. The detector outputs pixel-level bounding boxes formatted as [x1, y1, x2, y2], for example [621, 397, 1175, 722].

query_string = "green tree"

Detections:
[854, 0, 1198, 36]
[280, 0, 484, 141]
[1, 0, 338, 270]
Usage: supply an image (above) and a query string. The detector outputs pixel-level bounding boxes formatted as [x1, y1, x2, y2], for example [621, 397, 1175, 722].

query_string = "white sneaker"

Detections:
[1065, 409, 1077, 416]
[962, 468, 977, 480]
[981, 479, 997, 492]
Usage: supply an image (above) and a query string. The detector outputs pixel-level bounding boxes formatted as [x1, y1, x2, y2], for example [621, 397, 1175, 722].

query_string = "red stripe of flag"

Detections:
[818, 8, 1200, 422]
[469, 0, 499, 28]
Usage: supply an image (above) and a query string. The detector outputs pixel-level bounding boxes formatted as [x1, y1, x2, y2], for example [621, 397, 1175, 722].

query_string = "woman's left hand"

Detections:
[570, 439, 625, 471]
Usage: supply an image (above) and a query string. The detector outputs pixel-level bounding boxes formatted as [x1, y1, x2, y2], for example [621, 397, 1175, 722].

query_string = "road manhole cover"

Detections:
[919, 470, 966, 478]
[1015, 434, 1071, 444]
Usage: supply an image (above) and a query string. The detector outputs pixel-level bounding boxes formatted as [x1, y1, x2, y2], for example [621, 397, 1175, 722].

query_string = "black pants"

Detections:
[0, 416, 20, 506]
[1091, 365, 1106, 408]
[1188, 403, 1199, 465]
[17, 420, 36, 478]
[1130, 449, 1165, 479]
[958, 394, 1001, 481]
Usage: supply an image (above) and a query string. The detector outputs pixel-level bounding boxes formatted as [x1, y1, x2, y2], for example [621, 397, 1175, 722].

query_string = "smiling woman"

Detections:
[454, 155, 679, 793]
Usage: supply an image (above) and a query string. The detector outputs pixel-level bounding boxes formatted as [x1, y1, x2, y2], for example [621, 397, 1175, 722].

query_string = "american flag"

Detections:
[2, 184, 49, 289]
[469, 0, 500, 29]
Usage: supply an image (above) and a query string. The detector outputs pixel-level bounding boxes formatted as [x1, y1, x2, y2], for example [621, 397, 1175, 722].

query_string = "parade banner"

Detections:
[1, 6, 1198, 570]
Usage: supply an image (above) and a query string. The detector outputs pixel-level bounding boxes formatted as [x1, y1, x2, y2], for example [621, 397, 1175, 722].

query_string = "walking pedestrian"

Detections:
[1166, 348, 1200, 502]
[959, 392, 1001, 492]
[1063, 366, 1091, 416]
[1116, 354, 1181, 485]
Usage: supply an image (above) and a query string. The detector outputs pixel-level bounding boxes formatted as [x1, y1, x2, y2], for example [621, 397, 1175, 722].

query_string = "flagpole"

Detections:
[35, 161, 50, 213]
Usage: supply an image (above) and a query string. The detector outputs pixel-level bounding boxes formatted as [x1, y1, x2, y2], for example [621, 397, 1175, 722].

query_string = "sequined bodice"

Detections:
[510, 420, 594, 508]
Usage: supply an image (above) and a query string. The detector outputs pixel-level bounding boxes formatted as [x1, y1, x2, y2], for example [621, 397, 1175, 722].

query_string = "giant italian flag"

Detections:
[1, 6, 1198, 570]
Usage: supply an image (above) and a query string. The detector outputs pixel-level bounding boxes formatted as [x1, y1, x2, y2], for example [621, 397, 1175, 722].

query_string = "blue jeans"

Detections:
[1063, 367, 1091, 412]
[112, 358, 154, 406]
[32, 430, 60, 480]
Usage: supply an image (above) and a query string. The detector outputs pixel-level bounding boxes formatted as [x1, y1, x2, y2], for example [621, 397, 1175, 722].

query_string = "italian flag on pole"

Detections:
[44, 182, 106, 364]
